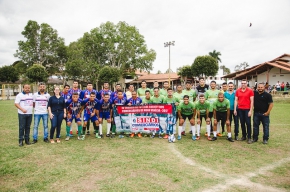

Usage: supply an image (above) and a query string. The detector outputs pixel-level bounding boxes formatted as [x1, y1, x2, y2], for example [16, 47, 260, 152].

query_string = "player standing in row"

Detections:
[127, 91, 143, 138]
[98, 82, 113, 100]
[177, 95, 195, 140]
[65, 92, 83, 141]
[159, 81, 169, 97]
[69, 80, 82, 96]
[182, 81, 197, 135]
[205, 81, 220, 137]
[150, 81, 160, 95]
[195, 94, 210, 140]
[234, 79, 254, 144]
[195, 77, 209, 100]
[32, 82, 50, 144]
[151, 87, 165, 138]
[95, 93, 113, 138]
[80, 92, 99, 139]
[224, 82, 239, 140]
[80, 82, 98, 135]
[163, 88, 179, 139]
[211, 92, 234, 142]
[137, 80, 150, 100]
[112, 90, 128, 138]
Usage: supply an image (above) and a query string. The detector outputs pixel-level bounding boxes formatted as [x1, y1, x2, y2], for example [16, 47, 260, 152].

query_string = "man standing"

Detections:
[69, 80, 82, 96]
[15, 84, 33, 146]
[32, 82, 50, 144]
[212, 92, 234, 142]
[159, 81, 169, 97]
[195, 77, 209, 100]
[125, 84, 135, 100]
[127, 91, 143, 138]
[195, 94, 210, 140]
[253, 83, 273, 144]
[234, 79, 254, 144]
[224, 82, 239, 140]
[137, 80, 150, 100]
[98, 82, 113, 100]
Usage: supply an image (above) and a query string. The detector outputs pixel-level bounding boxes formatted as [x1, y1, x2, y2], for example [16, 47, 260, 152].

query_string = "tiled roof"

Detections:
[129, 73, 180, 83]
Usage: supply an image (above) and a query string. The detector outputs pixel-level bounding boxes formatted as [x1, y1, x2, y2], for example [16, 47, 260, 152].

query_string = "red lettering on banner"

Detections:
[117, 104, 172, 114]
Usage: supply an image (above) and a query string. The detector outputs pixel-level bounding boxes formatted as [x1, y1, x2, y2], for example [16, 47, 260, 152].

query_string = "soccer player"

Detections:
[177, 95, 195, 140]
[65, 92, 83, 141]
[110, 83, 126, 101]
[195, 77, 209, 100]
[173, 84, 185, 102]
[69, 80, 82, 96]
[80, 92, 99, 139]
[163, 88, 180, 139]
[95, 93, 113, 138]
[142, 90, 153, 104]
[150, 87, 165, 138]
[211, 92, 234, 142]
[234, 79, 254, 144]
[61, 84, 71, 103]
[224, 82, 239, 140]
[98, 81, 113, 100]
[127, 91, 143, 137]
[150, 81, 160, 95]
[137, 80, 150, 100]
[80, 82, 98, 135]
[205, 81, 220, 137]
[112, 90, 128, 138]
[32, 82, 50, 144]
[253, 83, 273, 144]
[15, 84, 33, 146]
[195, 94, 210, 140]
[182, 81, 197, 135]
[159, 81, 169, 97]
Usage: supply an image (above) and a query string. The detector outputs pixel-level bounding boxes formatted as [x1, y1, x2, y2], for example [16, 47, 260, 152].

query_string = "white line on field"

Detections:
[170, 145, 290, 192]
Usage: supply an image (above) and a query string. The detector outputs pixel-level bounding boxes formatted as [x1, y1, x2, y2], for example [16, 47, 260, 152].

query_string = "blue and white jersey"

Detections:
[80, 89, 98, 100]
[112, 97, 127, 106]
[95, 99, 112, 113]
[127, 97, 142, 106]
[98, 89, 113, 100]
[61, 91, 71, 103]
[81, 98, 98, 114]
[68, 88, 82, 96]
[66, 99, 82, 115]
[110, 91, 127, 101]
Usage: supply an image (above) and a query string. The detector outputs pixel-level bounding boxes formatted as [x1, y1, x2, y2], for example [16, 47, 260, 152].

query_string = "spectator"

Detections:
[281, 81, 285, 91]
[272, 86, 277, 95]
[276, 81, 281, 91]
[286, 82, 290, 90]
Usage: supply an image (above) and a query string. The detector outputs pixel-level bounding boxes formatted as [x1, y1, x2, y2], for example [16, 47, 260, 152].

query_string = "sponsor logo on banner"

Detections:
[131, 116, 159, 131]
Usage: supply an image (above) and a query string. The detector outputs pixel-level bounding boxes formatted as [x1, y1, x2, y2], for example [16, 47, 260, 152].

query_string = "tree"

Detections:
[14, 20, 67, 76]
[157, 70, 162, 74]
[177, 65, 192, 85]
[0, 65, 19, 99]
[26, 64, 49, 83]
[220, 65, 231, 75]
[191, 55, 219, 77]
[209, 50, 222, 63]
[98, 66, 121, 85]
[234, 62, 249, 72]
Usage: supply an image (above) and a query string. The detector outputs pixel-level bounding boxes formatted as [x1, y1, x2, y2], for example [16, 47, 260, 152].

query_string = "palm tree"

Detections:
[209, 50, 222, 63]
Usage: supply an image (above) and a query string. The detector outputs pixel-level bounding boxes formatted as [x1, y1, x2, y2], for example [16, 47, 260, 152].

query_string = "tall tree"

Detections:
[14, 20, 67, 76]
[26, 64, 49, 83]
[220, 65, 231, 75]
[191, 56, 219, 77]
[234, 62, 249, 72]
[177, 65, 192, 85]
[209, 50, 222, 63]
[98, 66, 121, 85]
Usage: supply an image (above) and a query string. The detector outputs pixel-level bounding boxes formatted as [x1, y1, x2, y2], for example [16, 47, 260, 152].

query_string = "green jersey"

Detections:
[151, 95, 164, 104]
[159, 88, 168, 97]
[205, 89, 220, 112]
[195, 100, 210, 116]
[142, 97, 153, 104]
[137, 88, 150, 100]
[178, 101, 195, 115]
[182, 89, 196, 102]
[213, 99, 230, 112]
[163, 96, 180, 104]
[173, 91, 185, 102]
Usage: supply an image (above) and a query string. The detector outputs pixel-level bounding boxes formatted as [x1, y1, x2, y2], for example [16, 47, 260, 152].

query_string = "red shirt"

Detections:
[235, 87, 254, 109]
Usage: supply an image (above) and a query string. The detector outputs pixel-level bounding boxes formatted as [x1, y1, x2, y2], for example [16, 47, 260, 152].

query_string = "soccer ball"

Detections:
[168, 134, 176, 143]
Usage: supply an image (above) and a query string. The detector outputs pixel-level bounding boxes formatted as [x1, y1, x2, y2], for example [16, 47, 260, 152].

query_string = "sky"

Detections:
[0, 0, 289, 74]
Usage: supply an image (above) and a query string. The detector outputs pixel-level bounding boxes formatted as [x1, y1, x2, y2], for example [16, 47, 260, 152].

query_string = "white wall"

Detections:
[257, 67, 290, 86]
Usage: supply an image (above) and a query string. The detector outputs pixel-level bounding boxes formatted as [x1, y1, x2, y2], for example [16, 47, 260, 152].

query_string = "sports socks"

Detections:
[196, 124, 201, 136]
[107, 123, 111, 134]
[66, 125, 70, 136]
[178, 126, 182, 136]
[206, 124, 211, 137]
[99, 124, 103, 135]
[191, 126, 196, 136]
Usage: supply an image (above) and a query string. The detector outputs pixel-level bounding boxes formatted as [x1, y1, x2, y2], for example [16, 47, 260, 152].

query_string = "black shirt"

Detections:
[48, 96, 66, 113]
[254, 91, 273, 113]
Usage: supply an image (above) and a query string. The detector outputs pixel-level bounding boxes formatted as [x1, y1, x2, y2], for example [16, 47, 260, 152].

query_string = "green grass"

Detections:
[0, 99, 290, 191]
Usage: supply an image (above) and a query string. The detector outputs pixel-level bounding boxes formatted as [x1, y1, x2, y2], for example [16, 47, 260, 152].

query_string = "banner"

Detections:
[113, 104, 177, 134]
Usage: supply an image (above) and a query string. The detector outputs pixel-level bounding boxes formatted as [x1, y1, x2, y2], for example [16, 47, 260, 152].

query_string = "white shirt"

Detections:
[15, 92, 34, 114]
[33, 92, 50, 114]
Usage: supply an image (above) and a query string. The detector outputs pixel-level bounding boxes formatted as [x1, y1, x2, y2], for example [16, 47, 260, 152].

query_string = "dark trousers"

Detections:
[253, 113, 270, 141]
[229, 110, 239, 136]
[238, 109, 251, 139]
[50, 111, 64, 139]
[18, 114, 32, 141]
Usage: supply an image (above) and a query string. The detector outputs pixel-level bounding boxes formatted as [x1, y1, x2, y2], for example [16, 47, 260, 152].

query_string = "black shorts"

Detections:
[181, 113, 194, 120]
[216, 111, 227, 125]
[209, 112, 213, 118]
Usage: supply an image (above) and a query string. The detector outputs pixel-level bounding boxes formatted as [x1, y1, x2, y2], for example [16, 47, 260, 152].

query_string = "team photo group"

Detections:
[15, 77, 273, 146]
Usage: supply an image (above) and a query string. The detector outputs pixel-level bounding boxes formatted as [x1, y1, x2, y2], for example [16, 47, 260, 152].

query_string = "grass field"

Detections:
[0, 99, 290, 192]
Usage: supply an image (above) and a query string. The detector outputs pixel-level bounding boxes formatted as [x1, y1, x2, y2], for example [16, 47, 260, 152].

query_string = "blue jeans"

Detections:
[33, 114, 48, 140]
[230, 110, 239, 136]
[253, 113, 270, 141]
[18, 114, 32, 141]
[238, 109, 252, 139]
[50, 111, 64, 139]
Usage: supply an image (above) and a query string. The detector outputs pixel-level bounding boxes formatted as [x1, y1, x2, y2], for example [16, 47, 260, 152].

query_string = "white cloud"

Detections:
[0, 0, 289, 73]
